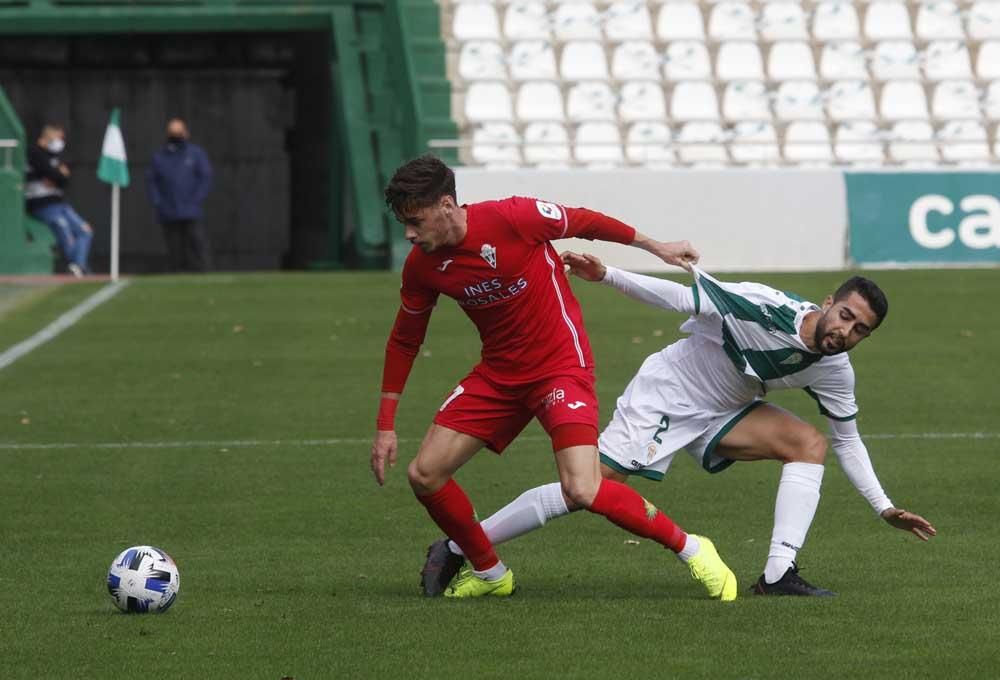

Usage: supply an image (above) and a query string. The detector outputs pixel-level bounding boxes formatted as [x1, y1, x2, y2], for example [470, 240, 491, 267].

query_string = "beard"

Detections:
[813, 313, 846, 356]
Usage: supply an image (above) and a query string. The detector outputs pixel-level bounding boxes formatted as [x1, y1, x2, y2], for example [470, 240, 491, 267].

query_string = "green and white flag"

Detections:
[97, 108, 130, 187]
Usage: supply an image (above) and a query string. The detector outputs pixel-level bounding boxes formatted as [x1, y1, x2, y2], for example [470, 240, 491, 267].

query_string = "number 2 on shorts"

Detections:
[652, 415, 670, 444]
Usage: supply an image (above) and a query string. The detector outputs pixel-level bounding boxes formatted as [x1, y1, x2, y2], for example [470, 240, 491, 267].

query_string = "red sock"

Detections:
[588, 478, 688, 553]
[416, 479, 499, 571]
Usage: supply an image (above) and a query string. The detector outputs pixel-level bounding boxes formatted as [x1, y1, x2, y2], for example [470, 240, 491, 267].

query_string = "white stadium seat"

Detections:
[760, 3, 809, 41]
[471, 123, 522, 165]
[968, 2, 1000, 40]
[453, 3, 502, 41]
[812, 2, 861, 41]
[931, 80, 982, 120]
[937, 121, 990, 161]
[774, 81, 825, 120]
[670, 81, 720, 120]
[554, 2, 602, 40]
[604, 0, 654, 40]
[722, 81, 772, 121]
[656, 3, 706, 41]
[915, 2, 965, 40]
[819, 41, 868, 80]
[574, 122, 625, 165]
[567, 81, 617, 121]
[863, 2, 913, 41]
[826, 80, 877, 121]
[509, 41, 558, 81]
[834, 121, 885, 164]
[976, 41, 1000, 80]
[768, 42, 818, 81]
[923, 41, 973, 81]
[503, 1, 551, 40]
[560, 41, 609, 80]
[618, 81, 667, 121]
[716, 42, 765, 81]
[880, 81, 930, 121]
[458, 41, 507, 81]
[523, 122, 571, 165]
[611, 41, 661, 80]
[709, 2, 757, 40]
[888, 121, 939, 163]
[677, 122, 729, 165]
[662, 41, 712, 80]
[516, 81, 566, 121]
[871, 41, 920, 80]
[783, 121, 834, 163]
[626, 122, 675, 165]
[729, 121, 780, 164]
[465, 82, 514, 122]
[982, 80, 1000, 120]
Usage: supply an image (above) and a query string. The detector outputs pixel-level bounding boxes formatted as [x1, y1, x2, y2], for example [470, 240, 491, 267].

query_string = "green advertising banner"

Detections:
[846, 173, 1000, 265]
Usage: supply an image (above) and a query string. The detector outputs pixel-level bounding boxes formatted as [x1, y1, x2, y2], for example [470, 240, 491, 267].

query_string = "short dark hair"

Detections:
[834, 276, 888, 327]
[384, 154, 456, 220]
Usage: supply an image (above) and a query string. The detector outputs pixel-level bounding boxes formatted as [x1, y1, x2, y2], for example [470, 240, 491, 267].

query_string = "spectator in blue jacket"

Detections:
[146, 118, 213, 272]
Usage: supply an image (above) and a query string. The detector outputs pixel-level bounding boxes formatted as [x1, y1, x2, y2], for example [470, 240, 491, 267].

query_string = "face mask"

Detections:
[47, 138, 65, 154]
[167, 135, 186, 145]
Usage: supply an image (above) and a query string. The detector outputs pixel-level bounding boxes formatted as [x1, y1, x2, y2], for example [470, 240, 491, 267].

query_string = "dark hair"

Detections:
[384, 154, 456, 220]
[834, 276, 888, 326]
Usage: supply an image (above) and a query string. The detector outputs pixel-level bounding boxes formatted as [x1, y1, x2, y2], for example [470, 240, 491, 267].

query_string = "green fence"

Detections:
[0, 86, 55, 274]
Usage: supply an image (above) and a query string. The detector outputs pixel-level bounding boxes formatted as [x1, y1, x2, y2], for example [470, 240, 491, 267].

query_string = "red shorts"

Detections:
[433, 367, 599, 453]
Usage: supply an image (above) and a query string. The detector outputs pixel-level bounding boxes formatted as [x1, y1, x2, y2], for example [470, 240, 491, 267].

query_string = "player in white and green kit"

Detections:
[423, 251, 936, 596]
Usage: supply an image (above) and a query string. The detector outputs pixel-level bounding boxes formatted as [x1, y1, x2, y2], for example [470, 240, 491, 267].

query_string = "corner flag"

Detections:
[97, 108, 129, 281]
[97, 108, 130, 187]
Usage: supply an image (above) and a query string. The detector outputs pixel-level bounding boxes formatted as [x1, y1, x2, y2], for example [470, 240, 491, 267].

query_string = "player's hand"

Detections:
[370, 429, 398, 486]
[651, 240, 700, 271]
[561, 251, 606, 281]
[880, 507, 937, 541]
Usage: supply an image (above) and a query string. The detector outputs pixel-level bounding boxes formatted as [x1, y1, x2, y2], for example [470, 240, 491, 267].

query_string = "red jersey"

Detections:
[381, 196, 636, 392]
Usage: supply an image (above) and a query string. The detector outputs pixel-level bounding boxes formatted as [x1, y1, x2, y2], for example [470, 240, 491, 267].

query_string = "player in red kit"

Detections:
[370, 155, 737, 600]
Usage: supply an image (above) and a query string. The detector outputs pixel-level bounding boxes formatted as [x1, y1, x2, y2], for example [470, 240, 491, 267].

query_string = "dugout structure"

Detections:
[0, 0, 455, 271]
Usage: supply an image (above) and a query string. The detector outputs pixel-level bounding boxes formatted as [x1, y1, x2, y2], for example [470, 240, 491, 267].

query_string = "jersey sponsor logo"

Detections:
[566, 401, 587, 410]
[781, 352, 803, 365]
[480, 243, 497, 268]
[535, 200, 562, 221]
[460, 277, 528, 307]
[436, 259, 454, 272]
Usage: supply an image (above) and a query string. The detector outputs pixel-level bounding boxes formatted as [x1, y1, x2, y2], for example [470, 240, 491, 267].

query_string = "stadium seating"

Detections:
[443, 0, 1000, 166]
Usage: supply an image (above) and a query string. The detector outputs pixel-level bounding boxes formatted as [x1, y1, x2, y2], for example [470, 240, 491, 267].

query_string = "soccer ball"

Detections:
[107, 545, 180, 614]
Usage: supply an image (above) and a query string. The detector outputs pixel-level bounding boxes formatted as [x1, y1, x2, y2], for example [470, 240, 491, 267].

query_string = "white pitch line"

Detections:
[0, 280, 130, 371]
[0, 432, 998, 451]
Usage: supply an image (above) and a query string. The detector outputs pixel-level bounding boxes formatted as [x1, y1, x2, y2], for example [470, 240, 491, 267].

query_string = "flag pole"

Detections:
[111, 183, 120, 282]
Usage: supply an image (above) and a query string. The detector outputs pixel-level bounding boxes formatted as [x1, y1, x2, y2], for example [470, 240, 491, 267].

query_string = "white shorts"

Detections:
[598, 352, 762, 480]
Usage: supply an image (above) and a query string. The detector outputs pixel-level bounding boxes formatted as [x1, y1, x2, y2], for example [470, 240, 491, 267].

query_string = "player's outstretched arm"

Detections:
[631, 232, 699, 271]
[880, 507, 937, 541]
[562, 251, 699, 315]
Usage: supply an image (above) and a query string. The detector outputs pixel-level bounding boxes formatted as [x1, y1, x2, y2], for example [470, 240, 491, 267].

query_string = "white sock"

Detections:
[676, 534, 700, 563]
[764, 462, 824, 584]
[448, 483, 570, 557]
[474, 560, 508, 581]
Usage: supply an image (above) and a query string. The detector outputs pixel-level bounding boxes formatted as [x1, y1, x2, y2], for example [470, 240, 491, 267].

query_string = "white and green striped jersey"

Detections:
[602, 265, 859, 421]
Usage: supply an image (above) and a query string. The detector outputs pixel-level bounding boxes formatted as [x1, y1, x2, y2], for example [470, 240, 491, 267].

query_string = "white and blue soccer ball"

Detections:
[107, 545, 180, 614]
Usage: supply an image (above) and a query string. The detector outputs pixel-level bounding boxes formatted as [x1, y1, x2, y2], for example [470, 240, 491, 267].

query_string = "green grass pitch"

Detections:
[1, 268, 998, 679]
